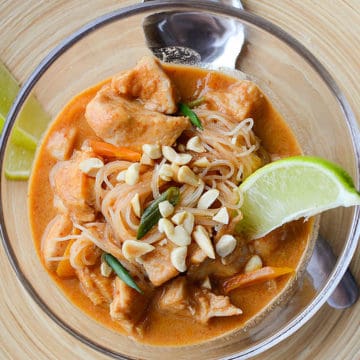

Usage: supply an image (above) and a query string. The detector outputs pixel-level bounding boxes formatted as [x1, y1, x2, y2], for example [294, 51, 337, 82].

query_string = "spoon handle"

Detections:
[307, 235, 359, 309]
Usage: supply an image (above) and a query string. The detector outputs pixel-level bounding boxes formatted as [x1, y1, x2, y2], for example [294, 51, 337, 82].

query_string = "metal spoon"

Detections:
[142, 0, 359, 308]
[142, 0, 245, 68]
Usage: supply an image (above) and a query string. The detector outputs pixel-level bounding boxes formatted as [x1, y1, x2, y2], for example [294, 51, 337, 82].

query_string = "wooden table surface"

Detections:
[1, 1, 360, 359]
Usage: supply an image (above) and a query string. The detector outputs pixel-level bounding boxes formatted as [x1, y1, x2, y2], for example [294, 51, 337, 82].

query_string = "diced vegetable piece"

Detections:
[56, 239, 76, 278]
[103, 253, 142, 294]
[222, 266, 294, 294]
[137, 187, 180, 239]
[89, 140, 141, 162]
[179, 103, 203, 130]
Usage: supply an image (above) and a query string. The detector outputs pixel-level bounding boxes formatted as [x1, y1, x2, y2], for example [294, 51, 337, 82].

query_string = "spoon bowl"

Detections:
[143, 0, 245, 67]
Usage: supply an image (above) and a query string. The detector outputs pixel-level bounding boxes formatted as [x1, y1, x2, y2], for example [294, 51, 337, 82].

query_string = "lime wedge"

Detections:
[0, 61, 50, 180]
[1, 113, 38, 151]
[236, 156, 360, 239]
[0, 61, 19, 116]
[4, 144, 35, 180]
[14, 93, 50, 141]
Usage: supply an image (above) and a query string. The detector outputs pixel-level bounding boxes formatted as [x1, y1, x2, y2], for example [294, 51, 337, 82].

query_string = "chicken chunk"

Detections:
[193, 288, 242, 324]
[158, 277, 189, 315]
[50, 151, 96, 222]
[158, 277, 242, 324]
[77, 267, 113, 306]
[141, 242, 179, 286]
[85, 85, 189, 152]
[110, 277, 150, 334]
[112, 56, 179, 114]
[204, 81, 264, 121]
[42, 214, 73, 270]
[47, 127, 77, 161]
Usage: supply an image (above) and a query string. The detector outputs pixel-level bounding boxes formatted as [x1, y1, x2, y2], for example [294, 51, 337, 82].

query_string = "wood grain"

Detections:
[1, 1, 360, 359]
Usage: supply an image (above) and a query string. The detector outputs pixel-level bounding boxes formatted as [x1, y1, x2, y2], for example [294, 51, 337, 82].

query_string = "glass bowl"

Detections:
[1, 1, 359, 359]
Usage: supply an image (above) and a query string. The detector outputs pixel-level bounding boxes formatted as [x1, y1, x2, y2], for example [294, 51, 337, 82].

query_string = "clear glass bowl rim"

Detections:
[0, 1, 359, 359]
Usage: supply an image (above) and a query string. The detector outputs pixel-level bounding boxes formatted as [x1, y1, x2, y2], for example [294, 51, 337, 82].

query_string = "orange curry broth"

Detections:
[28, 64, 313, 345]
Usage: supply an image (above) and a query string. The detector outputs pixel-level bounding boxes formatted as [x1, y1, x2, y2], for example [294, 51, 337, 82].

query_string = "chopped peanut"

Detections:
[142, 144, 162, 159]
[244, 255, 263, 273]
[197, 189, 219, 209]
[159, 200, 174, 218]
[212, 207, 229, 224]
[178, 166, 199, 186]
[162, 146, 192, 165]
[122, 240, 155, 261]
[193, 225, 215, 259]
[125, 163, 140, 185]
[170, 246, 187, 272]
[193, 157, 210, 168]
[216, 235, 237, 257]
[186, 136, 206, 153]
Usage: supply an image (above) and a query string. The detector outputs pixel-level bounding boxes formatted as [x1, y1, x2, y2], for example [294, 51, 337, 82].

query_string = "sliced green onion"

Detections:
[137, 187, 180, 239]
[187, 97, 205, 108]
[103, 253, 142, 294]
[179, 102, 203, 130]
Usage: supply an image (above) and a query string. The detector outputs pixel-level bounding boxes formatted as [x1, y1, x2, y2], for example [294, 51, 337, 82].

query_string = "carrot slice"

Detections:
[222, 266, 294, 294]
[56, 239, 76, 278]
[90, 140, 141, 162]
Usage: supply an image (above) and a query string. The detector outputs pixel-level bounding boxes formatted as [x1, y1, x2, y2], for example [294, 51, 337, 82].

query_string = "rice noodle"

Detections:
[99, 172, 152, 243]
[219, 118, 254, 136]
[74, 223, 108, 251]
[195, 109, 234, 129]
[195, 218, 219, 227]
[152, 158, 166, 199]
[225, 180, 238, 189]
[40, 215, 72, 252]
[46, 256, 69, 262]
[70, 236, 100, 269]
[49, 235, 81, 243]
[142, 229, 165, 244]
[73, 223, 144, 278]
[95, 160, 131, 210]
[236, 165, 244, 183]
[179, 207, 218, 216]
[125, 205, 139, 231]
[200, 160, 235, 181]
[180, 181, 205, 207]
[235, 144, 257, 158]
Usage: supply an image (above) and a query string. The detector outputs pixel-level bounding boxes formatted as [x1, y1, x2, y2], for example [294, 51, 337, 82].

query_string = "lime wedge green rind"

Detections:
[236, 156, 360, 239]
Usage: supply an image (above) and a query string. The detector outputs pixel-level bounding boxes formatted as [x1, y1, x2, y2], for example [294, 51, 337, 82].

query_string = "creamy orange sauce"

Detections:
[29, 64, 313, 346]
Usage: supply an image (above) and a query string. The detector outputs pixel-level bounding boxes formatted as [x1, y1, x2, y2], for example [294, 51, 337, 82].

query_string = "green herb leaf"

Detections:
[187, 97, 204, 108]
[179, 102, 203, 130]
[103, 253, 143, 293]
[137, 187, 180, 239]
